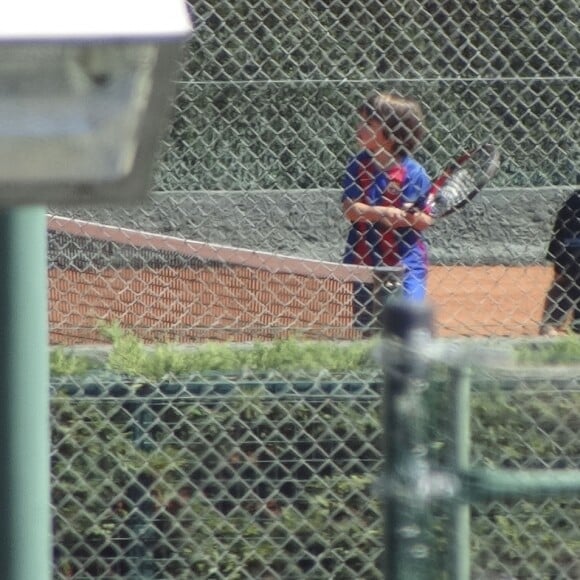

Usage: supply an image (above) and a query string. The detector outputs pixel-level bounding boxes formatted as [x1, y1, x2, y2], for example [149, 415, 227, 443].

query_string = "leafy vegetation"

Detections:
[49, 327, 580, 577]
[514, 333, 580, 365]
[50, 324, 580, 380]
[50, 347, 100, 377]
[51, 322, 379, 380]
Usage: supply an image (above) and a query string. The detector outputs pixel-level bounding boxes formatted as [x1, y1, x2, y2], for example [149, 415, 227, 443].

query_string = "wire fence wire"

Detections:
[46, 2, 580, 578]
[50, 373, 386, 579]
[47, 0, 579, 343]
[50, 366, 580, 579]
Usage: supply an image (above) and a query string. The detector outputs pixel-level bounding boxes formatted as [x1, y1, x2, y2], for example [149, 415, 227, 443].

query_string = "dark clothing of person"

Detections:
[546, 190, 580, 273]
[541, 190, 580, 333]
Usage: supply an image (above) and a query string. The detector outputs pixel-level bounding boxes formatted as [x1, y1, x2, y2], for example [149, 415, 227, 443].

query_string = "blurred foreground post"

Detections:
[380, 299, 434, 579]
[0, 208, 51, 579]
[378, 298, 580, 580]
[0, 3, 191, 577]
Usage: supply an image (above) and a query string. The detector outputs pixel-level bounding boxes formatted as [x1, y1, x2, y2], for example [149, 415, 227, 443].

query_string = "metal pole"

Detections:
[449, 366, 471, 580]
[461, 469, 580, 501]
[381, 299, 434, 579]
[0, 207, 51, 580]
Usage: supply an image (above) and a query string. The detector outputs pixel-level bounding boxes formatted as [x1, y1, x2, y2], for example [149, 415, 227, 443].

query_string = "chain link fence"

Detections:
[47, 0, 579, 343]
[50, 362, 580, 579]
[468, 370, 580, 579]
[46, 2, 580, 578]
[51, 372, 386, 579]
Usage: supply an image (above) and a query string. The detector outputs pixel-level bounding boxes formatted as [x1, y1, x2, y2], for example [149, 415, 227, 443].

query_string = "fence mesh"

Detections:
[47, 0, 579, 342]
[50, 364, 580, 579]
[469, 370, 580, 579]
[46, 1, 580, 578]
[51, 373, 385, 579]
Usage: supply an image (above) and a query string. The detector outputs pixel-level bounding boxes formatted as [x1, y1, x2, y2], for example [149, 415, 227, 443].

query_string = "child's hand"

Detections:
[379, 207, 407, 228]
[382, 206, 406, 220]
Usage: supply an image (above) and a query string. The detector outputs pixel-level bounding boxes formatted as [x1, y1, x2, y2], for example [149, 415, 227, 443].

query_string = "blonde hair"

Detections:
[358, 92, 426, 156]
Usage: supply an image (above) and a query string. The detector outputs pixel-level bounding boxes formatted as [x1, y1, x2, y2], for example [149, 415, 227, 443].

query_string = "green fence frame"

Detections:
[379, 299, 580, 580]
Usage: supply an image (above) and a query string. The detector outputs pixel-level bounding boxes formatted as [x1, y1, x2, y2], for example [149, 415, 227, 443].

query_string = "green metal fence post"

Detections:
[0, 207, 51, 580]
[380, 299, 434, 579]
[449, 366, 472, 580]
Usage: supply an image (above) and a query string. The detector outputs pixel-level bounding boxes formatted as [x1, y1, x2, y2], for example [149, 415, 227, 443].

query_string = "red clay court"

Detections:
[48, 264, 553, 345]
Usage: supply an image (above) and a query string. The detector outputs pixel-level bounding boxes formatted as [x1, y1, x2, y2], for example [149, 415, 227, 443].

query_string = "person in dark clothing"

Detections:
[540, 189, 580, 336]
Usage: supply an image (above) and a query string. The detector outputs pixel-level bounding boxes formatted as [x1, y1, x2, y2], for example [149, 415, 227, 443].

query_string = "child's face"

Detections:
[356, 115, 395, 158]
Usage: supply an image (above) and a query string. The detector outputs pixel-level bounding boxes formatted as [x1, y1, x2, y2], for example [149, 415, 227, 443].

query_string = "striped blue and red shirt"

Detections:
[342, 151, 431, 270]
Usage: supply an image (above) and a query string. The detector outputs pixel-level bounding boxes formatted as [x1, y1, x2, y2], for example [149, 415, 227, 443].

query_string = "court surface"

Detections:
[428, 265, 552, 337]
[49, 265, 554, 343]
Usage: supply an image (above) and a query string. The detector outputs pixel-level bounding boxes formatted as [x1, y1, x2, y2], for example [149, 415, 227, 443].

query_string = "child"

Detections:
[341, 91, 433, 330]
[540, 189, 580, 336]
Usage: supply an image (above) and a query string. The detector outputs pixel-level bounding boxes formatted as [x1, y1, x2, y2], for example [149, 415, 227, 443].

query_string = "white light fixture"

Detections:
[0, 0, 192, 206]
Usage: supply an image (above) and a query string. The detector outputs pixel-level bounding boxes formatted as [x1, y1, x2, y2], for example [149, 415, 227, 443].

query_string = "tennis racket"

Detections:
[423, 142, 501, 219]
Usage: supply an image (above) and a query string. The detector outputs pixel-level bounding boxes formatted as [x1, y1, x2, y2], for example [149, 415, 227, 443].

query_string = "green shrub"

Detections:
[51, 324, 580, 382]
[97, 323, 378, 380]
[50, 330, 580, 578]
[515, 333, 580, 365]
[50, 347, 99, 377]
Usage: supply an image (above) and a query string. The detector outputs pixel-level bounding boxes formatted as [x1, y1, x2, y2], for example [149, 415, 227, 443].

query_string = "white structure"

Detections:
[0, 0, 192, 205]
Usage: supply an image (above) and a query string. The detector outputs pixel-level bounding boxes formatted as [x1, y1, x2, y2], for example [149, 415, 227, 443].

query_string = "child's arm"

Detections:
[388, 209, 433, 231]
[381, 166, 433, 230]
[342, 198, 406, 224]
[343, 199, 432, 230]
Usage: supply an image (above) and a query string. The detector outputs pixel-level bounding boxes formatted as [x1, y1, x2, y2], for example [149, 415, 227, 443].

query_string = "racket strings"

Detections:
[432, 168, 478, 218]
[428, 143, 500, 219]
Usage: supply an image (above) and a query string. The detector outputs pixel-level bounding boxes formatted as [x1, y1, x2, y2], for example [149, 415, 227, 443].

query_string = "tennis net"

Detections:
[47, 215, 392, 344]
